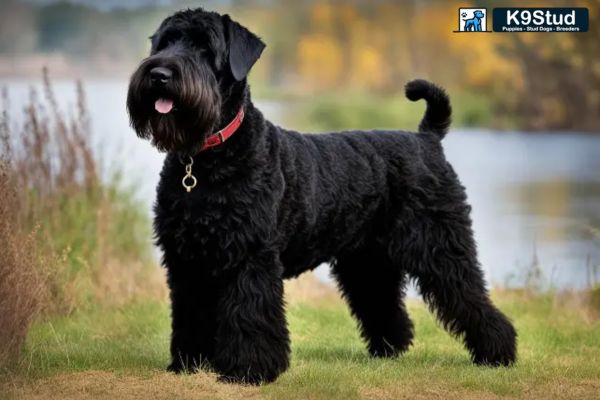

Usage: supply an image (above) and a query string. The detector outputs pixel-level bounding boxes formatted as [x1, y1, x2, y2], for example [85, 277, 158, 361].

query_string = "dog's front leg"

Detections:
[213, 258, 290, 384]
[166, 263, 218, 374]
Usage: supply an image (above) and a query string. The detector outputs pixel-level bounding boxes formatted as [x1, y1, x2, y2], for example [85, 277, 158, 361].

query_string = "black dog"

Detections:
[127, 8, 516, 384]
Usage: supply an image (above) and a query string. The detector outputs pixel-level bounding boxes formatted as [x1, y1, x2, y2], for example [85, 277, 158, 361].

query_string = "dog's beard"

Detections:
[127, 57, 221, 154]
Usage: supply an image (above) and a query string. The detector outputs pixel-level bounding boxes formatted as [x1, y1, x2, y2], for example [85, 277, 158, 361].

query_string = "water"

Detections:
[3, 79, 600, 290]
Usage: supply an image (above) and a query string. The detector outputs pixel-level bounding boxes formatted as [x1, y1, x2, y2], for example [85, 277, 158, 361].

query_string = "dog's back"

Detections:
[273, 81, 456, 277]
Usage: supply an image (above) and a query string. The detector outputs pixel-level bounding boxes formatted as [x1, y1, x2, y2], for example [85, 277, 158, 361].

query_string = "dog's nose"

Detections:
[150, 67, 172, 85]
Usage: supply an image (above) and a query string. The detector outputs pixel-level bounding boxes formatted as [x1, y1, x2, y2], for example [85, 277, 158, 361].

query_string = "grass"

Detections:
[2, 283, 599, 400]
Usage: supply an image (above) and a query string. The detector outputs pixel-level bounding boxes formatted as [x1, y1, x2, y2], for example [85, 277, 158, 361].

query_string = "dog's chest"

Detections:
[155, 175, 274, 271]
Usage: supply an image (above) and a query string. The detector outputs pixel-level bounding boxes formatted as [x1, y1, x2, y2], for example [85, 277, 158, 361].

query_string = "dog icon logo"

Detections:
[456, 8, 491, 32]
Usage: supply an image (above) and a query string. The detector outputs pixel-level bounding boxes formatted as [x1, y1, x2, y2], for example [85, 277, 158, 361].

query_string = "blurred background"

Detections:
[0, 0, 599, 325]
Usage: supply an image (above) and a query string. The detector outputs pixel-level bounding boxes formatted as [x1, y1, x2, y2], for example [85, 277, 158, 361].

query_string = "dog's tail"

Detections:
[405, 79, 452, 139]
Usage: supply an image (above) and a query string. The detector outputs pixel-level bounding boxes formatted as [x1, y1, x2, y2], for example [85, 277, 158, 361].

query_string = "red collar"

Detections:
[200, 107, 245, 151]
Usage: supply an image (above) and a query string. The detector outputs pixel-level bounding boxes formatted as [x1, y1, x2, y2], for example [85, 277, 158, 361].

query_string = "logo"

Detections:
[455, 8, 491, 32]
[493, 8, 589, 32]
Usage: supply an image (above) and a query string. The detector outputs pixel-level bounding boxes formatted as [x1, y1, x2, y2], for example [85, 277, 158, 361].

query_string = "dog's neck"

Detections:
[216, 80, 248, 131]
[186, 82, 267, 182]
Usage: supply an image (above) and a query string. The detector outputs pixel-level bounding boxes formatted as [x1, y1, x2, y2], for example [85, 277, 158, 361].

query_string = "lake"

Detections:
[2, 78, 600, 290]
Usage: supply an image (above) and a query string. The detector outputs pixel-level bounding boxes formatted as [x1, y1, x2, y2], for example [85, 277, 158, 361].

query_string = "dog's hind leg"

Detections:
[332, 246, 414, 357]
[392, 203, 517, 366]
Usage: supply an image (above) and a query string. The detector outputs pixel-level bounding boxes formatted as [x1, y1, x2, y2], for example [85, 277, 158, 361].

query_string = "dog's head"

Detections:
[127, 8, 265, 153]
[473, 10, 485, 19]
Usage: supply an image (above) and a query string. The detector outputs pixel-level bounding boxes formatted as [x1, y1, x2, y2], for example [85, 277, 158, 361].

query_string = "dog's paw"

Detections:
[473, 351, 516, 367]
[468, 313, 517, 367]
[472, 341, 517, 367]
[368, 337, 413, 359]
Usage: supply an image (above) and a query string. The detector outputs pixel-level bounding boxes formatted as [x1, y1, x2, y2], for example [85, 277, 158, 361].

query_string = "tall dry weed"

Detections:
[0, 103, 48, 369]
[11, 69, 161, 309]
[0, 69, 165, 367]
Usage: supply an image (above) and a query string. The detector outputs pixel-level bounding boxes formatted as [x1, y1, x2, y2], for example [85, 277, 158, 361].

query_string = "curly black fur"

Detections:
[127, 7, 517, 385]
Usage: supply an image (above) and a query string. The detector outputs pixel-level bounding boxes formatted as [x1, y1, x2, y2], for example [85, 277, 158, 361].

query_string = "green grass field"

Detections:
[2, 285, 599, 400]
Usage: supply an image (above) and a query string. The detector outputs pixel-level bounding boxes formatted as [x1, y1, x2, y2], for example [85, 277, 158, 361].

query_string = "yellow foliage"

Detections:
[297, 33, 343, 88]
[350, 45, 385, 89]
[310, 2, 335, 32]
[286, 0, 588, 108]
[451, 34, 523, 90]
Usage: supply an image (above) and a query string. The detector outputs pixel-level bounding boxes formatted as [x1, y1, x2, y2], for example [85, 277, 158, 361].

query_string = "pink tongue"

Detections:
[155, 98, 174, 114]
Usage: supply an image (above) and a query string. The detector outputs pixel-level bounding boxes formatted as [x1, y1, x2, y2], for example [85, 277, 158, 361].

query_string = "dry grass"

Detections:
[1, 68, 101, 315]
[0, 159, 48, 370]
[1, 68, 161, 309]
[14, 69, 96, 201]
[3, 369, 599, 400]
[0, 91, 49, 369]
[1, 370, 260, 400]
[93, 259, 168, 306]
[0, 70, 162, 370]
[493, 288, 600, 324]
[284, 271, 339, 306]
[357, 380, 600, 400]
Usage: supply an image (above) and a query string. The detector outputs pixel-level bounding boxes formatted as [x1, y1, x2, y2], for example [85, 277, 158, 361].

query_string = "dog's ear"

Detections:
[222, 14, 265, 81]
